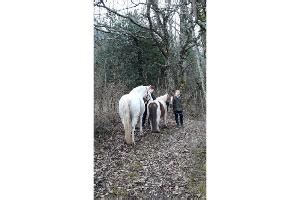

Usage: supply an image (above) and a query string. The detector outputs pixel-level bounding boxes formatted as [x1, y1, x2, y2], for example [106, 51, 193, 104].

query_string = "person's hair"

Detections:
[150, 85, 155, 90]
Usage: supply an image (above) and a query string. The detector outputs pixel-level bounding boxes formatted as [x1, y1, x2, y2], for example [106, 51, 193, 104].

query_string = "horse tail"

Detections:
[119, 97, 132, 144]
[148, 102, 159, 133]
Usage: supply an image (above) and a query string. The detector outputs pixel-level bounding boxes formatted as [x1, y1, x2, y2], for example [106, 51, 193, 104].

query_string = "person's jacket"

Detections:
[151, 93, 156, 100]
[172, 95, 183, 112]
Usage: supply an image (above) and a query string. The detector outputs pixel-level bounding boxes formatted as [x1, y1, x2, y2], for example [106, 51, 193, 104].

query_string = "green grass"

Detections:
[130, 161, 143, 171]
[198, 181, 206, 195]
[110, 186, 128, 196]
[127, 171, 139, 178]
[187, 146, 206, 198]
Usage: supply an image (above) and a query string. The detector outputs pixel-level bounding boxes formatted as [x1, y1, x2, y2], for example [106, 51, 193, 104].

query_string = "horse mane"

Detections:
[129, 85, 150, 98]
[129, 85, 148, 93]
[156, 94, 171, 103]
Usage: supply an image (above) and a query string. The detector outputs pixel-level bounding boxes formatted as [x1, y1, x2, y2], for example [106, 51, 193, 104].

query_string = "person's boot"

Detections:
[176, 124, 180, 128]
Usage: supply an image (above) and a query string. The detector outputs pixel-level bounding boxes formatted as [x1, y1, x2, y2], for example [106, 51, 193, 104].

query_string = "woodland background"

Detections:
[94, 0, 206, 198]
[94, 0, 206, 129]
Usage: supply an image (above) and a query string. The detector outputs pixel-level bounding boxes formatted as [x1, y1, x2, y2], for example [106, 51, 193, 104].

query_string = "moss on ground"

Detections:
[110, 186, 128, 196]
[187, 146, 206, 199]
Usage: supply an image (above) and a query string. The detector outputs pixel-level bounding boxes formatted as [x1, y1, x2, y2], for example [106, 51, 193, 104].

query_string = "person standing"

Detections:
[172, 90, 184, 128]
[142, 85, 156, 127]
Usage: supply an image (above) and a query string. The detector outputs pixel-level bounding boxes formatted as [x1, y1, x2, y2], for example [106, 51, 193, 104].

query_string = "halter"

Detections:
[144, 91, 152, 104]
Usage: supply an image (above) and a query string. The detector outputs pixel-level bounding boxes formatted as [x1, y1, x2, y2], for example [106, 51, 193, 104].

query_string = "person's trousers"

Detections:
[142, 105, 148, 126]
[174, 111, 183, 125]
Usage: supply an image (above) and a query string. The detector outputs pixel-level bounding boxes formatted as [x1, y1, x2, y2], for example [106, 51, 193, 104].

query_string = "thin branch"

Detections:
[94, 24, 152, 41]
[95, 0, 163, 40]
[146, 0, 167, 58]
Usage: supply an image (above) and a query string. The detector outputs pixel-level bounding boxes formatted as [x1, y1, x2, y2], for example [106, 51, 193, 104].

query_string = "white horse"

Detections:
[147, 93, 172, 133]
[118, 85, 152, 144]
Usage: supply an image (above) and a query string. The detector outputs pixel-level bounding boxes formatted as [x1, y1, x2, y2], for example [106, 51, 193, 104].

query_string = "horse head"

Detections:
[143, 90, 152, 103]
[166, 94, 172, 103]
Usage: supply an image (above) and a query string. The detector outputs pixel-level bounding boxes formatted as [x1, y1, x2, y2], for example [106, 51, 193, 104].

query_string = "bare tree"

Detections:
[95, 0, 205, 85]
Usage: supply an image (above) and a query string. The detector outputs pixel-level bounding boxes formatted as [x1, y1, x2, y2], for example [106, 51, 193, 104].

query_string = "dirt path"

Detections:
[94, 117, 206, 199]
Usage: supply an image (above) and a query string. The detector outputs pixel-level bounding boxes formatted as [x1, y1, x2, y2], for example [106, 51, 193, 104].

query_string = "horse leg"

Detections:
[146, 106, 150, 129]
[139, 115, 143, 136]
[139, 100, 145, 134]
[156, 112, 160, 133]
[164, 111, 168, 127]
[131, 115, 139, 145]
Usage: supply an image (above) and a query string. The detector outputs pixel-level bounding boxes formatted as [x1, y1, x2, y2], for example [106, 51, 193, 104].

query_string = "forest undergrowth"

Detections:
[94, 113, 206, 199]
